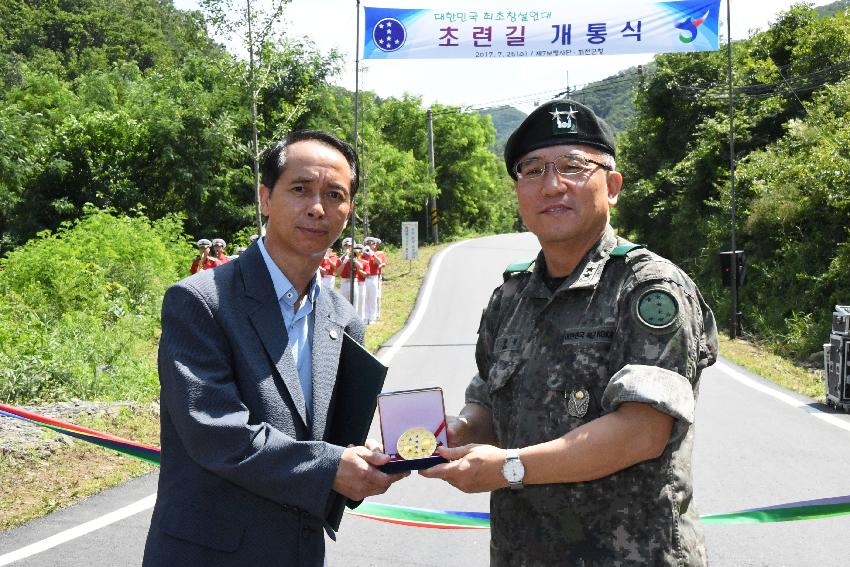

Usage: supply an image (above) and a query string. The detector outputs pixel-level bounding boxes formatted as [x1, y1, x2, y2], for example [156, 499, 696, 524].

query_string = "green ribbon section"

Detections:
[701, 501, 850, 524]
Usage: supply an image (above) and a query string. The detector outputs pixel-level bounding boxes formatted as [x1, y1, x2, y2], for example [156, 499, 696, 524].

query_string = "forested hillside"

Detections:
[0, 0, 516, 255]
[567, 66, 646, 132]
[818, 0, 850, 17]
[478, 106, 526, 155]
[617, 3, 850, 359]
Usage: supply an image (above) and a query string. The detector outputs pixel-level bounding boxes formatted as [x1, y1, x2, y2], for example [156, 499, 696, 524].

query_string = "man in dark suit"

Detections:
[143, 130, 407, 567]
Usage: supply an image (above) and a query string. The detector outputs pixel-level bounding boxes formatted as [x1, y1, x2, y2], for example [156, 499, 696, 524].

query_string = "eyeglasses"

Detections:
[514, 154, 611, 180]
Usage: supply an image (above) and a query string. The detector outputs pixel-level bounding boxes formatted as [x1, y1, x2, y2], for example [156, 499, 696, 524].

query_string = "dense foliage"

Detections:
[0, 208, 191, 402]
[0, 0, 515, 255]
[4, 0, 846, 404]
[617, 3, 850, 359]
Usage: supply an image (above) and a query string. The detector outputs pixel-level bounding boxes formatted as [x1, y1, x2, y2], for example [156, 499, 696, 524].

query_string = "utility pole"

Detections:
[726, 0, 740, 338]
[360, 65, 370, 237]
[349, 0, 360, 304]
[246, 0, 263, 236]
[426, 109, 439, 244]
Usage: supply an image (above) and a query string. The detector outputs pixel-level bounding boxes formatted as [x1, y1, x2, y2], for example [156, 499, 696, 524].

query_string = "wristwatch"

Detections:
[501, 448, 525, 490]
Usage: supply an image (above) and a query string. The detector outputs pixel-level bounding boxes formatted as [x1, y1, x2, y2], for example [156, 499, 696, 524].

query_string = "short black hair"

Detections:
[260, 130, 359, 199]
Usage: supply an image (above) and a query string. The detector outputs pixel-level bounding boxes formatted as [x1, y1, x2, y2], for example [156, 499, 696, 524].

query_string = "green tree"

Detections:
[431, 106, 517, 237]
[200, 0, 289, 234]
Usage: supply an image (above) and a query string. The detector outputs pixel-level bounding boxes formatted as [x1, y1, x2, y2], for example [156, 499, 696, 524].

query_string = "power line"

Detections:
[459, 69, 643, 112]
[673, 58, 850, 101]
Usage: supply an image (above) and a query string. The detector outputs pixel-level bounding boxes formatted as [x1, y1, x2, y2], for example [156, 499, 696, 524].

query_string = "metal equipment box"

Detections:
[832, 305, 850, 334]
[825, 334, 850, 409]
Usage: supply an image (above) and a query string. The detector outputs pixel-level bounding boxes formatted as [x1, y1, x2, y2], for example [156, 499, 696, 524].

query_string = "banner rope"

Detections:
[3, 403, 849, 526]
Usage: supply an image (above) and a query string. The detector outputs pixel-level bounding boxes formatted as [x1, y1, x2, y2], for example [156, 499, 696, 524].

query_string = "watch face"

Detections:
[502, 459, 524, 482]
[636, 289, 679, 329]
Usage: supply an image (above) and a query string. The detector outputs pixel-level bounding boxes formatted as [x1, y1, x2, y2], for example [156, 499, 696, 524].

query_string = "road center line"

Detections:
[716, 359, 850, 433]
[0, 494, 156, 566]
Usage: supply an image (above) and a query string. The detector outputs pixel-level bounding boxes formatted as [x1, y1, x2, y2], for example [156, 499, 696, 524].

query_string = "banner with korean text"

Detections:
[363, 0, 720, 60]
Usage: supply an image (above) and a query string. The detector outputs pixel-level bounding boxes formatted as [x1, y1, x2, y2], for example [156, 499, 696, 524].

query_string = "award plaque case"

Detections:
[377, 387, 448, 473]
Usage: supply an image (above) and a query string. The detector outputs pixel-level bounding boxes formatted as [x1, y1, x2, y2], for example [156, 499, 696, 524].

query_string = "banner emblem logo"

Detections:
[675, 10, 710, 44]
[373, 17, 407, 52]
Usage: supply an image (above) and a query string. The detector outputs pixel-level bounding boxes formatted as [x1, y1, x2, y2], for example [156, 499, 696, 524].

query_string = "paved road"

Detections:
[2, 232, 849, 566]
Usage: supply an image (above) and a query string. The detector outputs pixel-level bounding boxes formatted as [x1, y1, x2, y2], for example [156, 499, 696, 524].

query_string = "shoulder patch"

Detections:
[610, 244, 646, 257]
[635, 287, 679, 330]
[503, 259, 535, 280]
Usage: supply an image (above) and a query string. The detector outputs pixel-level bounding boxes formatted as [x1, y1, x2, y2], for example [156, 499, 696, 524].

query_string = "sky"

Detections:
[174, 0, 838, 114]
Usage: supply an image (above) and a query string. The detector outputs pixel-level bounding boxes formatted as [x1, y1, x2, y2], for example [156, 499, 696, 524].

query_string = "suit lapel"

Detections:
[241, 245, 309, 429]
[310, 291, 344, 440]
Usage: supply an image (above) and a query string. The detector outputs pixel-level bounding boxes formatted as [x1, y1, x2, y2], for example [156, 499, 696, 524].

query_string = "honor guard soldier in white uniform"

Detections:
[320, 248, 338, 291]
[337, 237, 356, 305]
[368, 237, 387, 320]
[363, 237, 386, 324]
[421, 100, 718, 566]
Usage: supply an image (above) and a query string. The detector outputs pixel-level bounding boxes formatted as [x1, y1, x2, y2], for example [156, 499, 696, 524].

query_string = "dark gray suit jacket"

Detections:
[143, 243, 365, 567]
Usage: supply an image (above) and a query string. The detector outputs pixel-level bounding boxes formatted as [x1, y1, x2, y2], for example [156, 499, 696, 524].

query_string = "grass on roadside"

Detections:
[718, 334, 825, 400]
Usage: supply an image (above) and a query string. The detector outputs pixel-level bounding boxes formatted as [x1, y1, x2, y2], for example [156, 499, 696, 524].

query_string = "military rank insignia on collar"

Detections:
[550, 105, 579, 135]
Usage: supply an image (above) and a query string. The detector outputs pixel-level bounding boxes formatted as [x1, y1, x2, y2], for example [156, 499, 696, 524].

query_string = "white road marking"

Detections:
[377, 241, 463, 366]
[716, 359, 850, 433]
[0, 494, 156, 566]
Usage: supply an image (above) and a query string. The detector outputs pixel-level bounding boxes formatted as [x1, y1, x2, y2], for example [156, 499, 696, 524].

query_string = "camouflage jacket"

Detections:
[466, 225, 718, 567]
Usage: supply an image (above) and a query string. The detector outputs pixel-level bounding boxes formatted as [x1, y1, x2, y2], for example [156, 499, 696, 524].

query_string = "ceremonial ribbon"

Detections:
[0, 403, 160, 465]
[347, 498, 850, 529]
[348, 502, 490, 530]
[699, 495, 850, 524]
[3, 403, 850, 526]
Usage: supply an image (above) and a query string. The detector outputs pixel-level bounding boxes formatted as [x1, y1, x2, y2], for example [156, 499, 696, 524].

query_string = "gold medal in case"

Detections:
[396, 427, 437, 460]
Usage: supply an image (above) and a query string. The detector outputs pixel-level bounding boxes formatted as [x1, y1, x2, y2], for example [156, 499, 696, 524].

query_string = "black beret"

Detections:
[504, 99, 616, 180]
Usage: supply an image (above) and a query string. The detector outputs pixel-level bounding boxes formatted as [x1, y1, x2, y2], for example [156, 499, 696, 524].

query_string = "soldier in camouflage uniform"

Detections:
[421, 100, 718, 566]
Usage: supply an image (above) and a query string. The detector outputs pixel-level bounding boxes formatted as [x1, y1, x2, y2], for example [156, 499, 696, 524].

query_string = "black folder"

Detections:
[324, 332, 388, 531]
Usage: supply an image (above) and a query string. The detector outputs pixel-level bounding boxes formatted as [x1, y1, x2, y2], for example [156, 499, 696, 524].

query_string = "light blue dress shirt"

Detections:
[257, 238, 322, 421]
